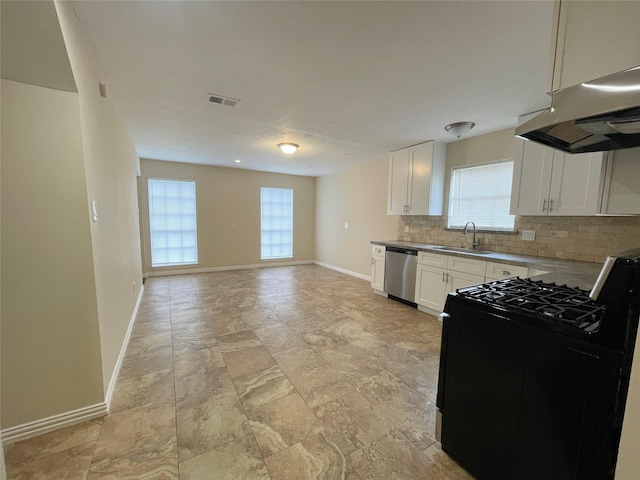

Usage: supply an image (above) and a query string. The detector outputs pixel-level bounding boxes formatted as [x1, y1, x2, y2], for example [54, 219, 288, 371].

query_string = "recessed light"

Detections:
[234, 159, 241, 163]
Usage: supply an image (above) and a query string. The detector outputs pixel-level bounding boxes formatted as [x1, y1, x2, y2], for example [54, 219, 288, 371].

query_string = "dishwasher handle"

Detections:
[386, 246, 418, 256]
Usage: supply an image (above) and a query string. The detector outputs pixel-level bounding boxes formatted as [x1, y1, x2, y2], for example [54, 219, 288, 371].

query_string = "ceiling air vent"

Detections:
[208, 93, 240, 107]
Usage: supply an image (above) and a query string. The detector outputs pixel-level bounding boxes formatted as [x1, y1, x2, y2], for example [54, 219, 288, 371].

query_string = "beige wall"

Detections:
[56, 2, 144, 397]
[138, 159, 315, 274]
[618, 336, 640, 479]
[399, 128, 640, 264]
[315, 157, 397, 277]
[1, 80, 104, 428]
[443, 128, 516, 212]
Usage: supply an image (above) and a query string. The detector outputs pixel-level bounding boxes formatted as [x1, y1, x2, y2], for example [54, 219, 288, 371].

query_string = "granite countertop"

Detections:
[372, 240, 604, 291]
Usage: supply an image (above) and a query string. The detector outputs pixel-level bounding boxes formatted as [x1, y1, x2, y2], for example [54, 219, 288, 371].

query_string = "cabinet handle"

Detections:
[442, 272, 445, 282]
[542, 199, 547, 212]
[502, 270, 511, 275]
[371, 258, 374, 265]
[549, 199, 553, 212]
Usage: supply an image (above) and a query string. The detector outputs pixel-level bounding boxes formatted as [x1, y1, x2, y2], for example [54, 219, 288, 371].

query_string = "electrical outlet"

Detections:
[522, 230, 536, 241]
[232, 223, 237, 229]
[344, 222, 349, 229]
[404, 225, 410, 233]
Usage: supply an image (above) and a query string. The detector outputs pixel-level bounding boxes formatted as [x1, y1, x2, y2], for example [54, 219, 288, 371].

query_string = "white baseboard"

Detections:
[1, 286, 146, 445]
[314, 261, 371, 282]
[104, 284, 145, 410]
[1, 403, 107, 445]
[144, 259, 315, 277]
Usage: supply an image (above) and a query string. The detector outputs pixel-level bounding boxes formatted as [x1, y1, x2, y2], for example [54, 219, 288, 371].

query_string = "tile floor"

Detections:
[4, 265, 474, 479]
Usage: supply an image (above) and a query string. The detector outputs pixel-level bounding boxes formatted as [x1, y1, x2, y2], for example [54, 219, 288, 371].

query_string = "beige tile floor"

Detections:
[4, 265, 474, 479]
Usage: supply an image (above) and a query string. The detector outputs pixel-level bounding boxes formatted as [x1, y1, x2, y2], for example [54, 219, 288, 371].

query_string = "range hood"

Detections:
[516, 66, 640, 154]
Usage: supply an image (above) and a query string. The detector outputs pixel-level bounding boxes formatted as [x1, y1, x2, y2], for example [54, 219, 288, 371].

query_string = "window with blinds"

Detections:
[148, 178, 198, 267]
[448, 160, 515, 231]
[261, 187, 293, 260]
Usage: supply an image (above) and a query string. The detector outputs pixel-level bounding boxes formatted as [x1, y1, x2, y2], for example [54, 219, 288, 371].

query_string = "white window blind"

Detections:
[448, 160, 515, 231]
[148, 178, 198, 267]
[261, 187, 293, 260]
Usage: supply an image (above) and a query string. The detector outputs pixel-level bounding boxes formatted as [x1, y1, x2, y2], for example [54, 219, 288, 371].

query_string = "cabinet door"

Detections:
[548, 151, 604, 216]
[415, 264, 448, 312]
[407, 142, 432, 215]
[600, 147, 640, 215]
[447, 271, 485, 295]
[552, 1, 640, 91]
[510, 140, 554, 216]
[387, 148, 410, 215]
[371, 256, 385, 291]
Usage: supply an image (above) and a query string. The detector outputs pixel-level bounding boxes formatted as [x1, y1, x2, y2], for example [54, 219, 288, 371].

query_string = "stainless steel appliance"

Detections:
[516, 65, 640, 154]
[384, 246, 417, 305]
[436, 249, 640, 480]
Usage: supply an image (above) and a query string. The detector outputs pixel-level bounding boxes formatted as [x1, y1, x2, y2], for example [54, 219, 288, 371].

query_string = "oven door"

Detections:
[438, 298, 623, 480]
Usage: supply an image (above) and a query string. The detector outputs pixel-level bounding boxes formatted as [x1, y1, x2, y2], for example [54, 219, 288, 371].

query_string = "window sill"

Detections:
[444, 228, 518, 235]
[151, 262, 199, 268]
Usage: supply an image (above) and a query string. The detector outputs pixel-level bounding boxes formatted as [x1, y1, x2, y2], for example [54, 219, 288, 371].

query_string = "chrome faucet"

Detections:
[462, 221, 479, 250]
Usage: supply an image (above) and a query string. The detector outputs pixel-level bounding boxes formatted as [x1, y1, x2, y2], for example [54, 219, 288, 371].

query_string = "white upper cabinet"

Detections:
[370, 245, 386, 292]
[387, 141, 446, 216]
[600, 147, 640, 215]
[511, 139, 605, 216]
[549, 1, 640, 91]
[388, 148, 411, 215]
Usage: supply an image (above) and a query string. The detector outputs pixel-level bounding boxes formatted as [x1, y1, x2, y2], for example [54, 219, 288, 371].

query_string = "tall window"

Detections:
[148, 178, 198, 267]
[448, 160, 515, 231]
[261, 187, 293, 260]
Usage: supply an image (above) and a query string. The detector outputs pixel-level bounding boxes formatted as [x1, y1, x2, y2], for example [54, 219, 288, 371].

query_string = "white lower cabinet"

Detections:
[376, 246, 537, 314]
[415, 253, 486, 314]
[449, 270, 485, 294]
[371, 245, 386, 292]
[485, 261, 529, 282]
[415, 264, 449, 312]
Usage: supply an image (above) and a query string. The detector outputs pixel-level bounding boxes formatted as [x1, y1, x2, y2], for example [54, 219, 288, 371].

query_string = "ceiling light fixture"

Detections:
[278, 142, 299, 155]
[445, 121, 475, 139]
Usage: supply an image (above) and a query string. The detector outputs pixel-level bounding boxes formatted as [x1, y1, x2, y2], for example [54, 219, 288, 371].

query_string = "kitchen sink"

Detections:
[431, 246, 493, 256]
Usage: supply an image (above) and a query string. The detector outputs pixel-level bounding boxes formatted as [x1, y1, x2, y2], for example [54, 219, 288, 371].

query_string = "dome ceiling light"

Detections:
[278, 142, 299, 154]
[445, 121, 475, 139]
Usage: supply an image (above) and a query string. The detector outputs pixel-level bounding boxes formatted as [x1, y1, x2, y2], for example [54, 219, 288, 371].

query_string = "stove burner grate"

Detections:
[456, 277, 606, 335]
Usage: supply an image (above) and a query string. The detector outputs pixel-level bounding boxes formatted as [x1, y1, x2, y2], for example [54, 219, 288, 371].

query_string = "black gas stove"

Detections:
[455, 277, 606, 337]
[436, 249, 640, 480]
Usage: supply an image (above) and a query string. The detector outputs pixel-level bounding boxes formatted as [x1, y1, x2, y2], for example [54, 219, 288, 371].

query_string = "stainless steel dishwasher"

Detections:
[384, 246, 418, 304]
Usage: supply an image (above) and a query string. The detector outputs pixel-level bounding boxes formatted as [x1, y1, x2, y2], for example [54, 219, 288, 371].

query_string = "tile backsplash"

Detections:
[398, 216, 640, 264]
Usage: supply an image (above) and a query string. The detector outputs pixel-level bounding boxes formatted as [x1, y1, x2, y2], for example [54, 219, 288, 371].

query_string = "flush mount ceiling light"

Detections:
[445, 121, 475, 139]
[278, 142, 299, 154]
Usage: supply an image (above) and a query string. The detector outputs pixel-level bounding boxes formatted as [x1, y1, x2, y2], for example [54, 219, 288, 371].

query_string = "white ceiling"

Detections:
[70, 1, 555, 177]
